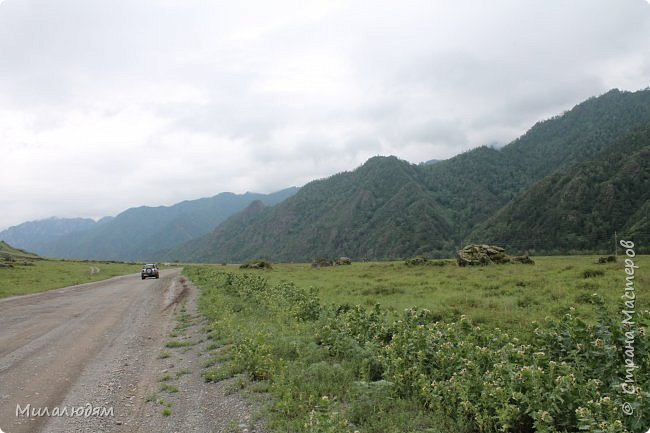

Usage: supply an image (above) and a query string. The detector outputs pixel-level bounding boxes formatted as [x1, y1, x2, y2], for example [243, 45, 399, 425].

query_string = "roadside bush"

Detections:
[379, 303, 650, 433]
[231, 333, 274, 380]
[265, 282, 321, 321]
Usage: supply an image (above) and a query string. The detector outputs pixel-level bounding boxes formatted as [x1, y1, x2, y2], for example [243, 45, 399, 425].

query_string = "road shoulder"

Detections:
[134, 276, 267, 433]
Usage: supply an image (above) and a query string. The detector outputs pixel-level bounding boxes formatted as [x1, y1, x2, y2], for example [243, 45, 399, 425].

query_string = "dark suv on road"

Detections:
[141, 264, 159, 279]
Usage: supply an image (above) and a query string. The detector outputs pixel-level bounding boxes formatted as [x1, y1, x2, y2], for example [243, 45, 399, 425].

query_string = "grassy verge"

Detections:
[0, 259, 141, 298]
[187, 257, 649, 433]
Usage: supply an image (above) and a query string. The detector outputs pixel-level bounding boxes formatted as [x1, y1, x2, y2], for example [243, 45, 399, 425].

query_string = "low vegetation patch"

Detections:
[187, 261, 650, 433]
[160, 383, 179, 393]
[404, 255, 449, 266]
[583, 268, 606, 278]
[165, 340, 193, 348]
[240, 259, 273, 269]
[312, 257, 353, 268]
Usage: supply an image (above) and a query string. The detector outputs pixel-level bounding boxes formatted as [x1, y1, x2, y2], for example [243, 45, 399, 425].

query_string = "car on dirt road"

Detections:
[141, 263, 159, 279]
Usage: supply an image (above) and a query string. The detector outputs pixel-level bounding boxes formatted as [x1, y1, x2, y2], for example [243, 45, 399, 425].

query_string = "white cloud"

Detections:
[1, 0, 650, 230]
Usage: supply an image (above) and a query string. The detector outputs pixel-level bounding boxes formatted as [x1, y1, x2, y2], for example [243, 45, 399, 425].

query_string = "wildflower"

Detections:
[538, 411, 553, 423]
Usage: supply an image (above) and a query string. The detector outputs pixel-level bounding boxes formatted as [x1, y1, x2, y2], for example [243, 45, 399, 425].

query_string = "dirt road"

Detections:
[0, 270, 261, 433]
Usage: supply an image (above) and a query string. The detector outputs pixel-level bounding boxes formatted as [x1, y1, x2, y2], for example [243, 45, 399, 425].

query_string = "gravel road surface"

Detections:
[0, 269, 262, 433]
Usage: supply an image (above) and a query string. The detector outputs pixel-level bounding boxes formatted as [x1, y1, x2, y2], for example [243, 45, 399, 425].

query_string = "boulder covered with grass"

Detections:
[312, 257, 334, 268]
[335, 257, 352, 265]
[457, 245, 507, 266]
[456, 244, 534, 266]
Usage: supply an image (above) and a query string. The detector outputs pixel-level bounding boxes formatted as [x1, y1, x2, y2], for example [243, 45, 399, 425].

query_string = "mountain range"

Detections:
[0, 189, 297, 261]
[469, 123, 650, 253]
[2, 88, 650, 262]
[164, 88, 650, 262]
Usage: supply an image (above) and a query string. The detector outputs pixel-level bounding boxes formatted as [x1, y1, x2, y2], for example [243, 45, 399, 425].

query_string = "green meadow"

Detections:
[0, 259, 140, 298]
[188, 255, 650, 433]
[228, 256, 649, 325]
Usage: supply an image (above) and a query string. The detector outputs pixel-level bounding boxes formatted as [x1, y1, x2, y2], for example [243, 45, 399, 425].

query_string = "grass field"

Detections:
[214, 255, 649, 326]
[0, 259, 141, 298]
[187, 255, 650, 433]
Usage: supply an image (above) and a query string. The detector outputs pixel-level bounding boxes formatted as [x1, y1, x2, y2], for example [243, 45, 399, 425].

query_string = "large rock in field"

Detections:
[456, 244, 533, 266]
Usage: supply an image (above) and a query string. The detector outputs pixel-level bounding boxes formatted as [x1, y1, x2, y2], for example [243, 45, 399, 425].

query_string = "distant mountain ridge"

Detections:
[166, 88, 650, 262]
[0, 188, 298, 261]
[0, 217, 101, 255]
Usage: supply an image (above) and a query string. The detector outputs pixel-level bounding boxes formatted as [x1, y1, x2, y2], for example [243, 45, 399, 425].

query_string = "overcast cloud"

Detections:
[1, 0, 649, 230]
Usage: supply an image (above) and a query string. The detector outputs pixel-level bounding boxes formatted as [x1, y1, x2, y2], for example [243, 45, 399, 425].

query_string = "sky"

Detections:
[1, 0, 650, 231]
